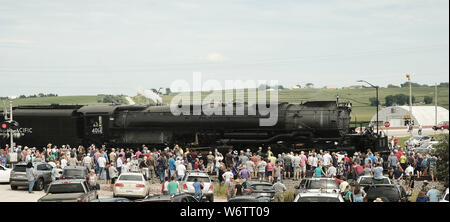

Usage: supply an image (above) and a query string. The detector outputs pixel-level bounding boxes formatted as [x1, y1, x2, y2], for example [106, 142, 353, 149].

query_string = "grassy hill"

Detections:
[1, 86, 448, 122]
[0, 95, 127, 109]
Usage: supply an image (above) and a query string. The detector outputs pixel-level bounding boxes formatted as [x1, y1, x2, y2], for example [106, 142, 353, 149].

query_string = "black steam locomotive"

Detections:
[0, 101, 388, 153]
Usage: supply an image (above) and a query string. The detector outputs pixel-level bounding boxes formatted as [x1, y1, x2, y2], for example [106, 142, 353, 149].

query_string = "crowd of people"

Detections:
[0, 136, 444, 202]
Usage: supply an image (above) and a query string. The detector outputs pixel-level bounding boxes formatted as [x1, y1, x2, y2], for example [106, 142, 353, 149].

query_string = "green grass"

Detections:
[0, 95, 126, 109]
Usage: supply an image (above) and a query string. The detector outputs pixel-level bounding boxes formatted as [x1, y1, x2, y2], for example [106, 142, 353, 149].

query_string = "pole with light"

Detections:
[406, 74, 413, 135]
[357, 80, 379, 136]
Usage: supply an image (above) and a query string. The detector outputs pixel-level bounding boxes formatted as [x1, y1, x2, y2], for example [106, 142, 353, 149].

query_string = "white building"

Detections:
[370, 106, 449, 127]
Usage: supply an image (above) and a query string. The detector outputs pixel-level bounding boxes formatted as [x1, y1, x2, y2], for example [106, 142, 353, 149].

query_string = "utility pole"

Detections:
[406, 74, 413, 135]
[10, 100, 13, 150]
[435, 83, 438, 135]
[357, 80, 379, 136]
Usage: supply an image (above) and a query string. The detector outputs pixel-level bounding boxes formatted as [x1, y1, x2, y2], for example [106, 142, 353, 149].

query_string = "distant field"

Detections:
[0, 96, 116, 109]
[1, 86, 448, 122]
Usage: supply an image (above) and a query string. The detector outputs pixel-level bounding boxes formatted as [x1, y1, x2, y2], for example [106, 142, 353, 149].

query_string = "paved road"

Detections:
[380, 128, 448, 138]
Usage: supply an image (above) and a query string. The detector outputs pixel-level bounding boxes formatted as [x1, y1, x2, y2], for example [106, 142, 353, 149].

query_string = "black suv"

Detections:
[366, 184, 410, 202]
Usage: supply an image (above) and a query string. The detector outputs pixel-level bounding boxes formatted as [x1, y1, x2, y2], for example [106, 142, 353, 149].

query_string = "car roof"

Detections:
[245, 180, 273, 185]
[306, 177, 337, 181]
[63, 166, 88, 170]
[51, 179, 86, 184]
[298, 192, 341, 198]
[186, 171, 209, 176]
[118, 173, 144, 176]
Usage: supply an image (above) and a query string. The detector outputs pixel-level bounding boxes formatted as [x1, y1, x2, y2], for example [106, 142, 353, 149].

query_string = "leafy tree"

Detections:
[424, 96, 433, 104]
[438, 82, 449, 87]
[369, 97, 378, 106]
[305, 83, 314, 88]
[165, 88, 172, 95]
[387, 84, 400, 88]
[433, 134, 449, 187]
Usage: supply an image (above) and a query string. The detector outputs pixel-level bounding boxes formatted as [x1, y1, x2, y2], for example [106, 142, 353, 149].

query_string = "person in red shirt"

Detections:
[354, 163, 364, 180]
[394, 137, 398, 146]
[395, 151, 402, 161]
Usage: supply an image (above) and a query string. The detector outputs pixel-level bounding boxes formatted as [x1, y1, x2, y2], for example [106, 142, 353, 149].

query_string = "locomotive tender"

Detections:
[0, 101, 388, 153]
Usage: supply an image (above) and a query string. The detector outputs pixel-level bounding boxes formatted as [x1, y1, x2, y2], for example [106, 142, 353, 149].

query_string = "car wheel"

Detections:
[11, 185, 17, 190]
[35, 179, 44, 191]
[441, 127, 445, 130]
[208, 195, 214, 202]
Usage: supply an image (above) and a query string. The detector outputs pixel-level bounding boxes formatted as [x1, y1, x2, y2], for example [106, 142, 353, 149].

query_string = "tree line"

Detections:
[369, 94, 436, 106]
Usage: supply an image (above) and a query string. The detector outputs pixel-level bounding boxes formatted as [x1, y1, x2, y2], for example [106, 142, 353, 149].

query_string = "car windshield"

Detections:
[118, 175, 143, 181]
[252, 184, 273, 191]
[64, 169, 87, 177]
[186, 176, 211, 182]
[13, 165, 26, 172]
[48, 183, 85, 194]
[359, 177, 390, 185]
[367, 187, 399, 200]
[308, 180, 338, 189]
[296, 196, 340, 202]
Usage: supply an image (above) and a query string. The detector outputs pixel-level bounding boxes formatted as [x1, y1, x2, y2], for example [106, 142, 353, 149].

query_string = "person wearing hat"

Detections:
[373, 198, 383, 202]
[421, 180, 430, 193]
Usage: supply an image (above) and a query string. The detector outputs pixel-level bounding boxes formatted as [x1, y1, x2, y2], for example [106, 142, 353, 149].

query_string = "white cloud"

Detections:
[205, 53, 227, 63]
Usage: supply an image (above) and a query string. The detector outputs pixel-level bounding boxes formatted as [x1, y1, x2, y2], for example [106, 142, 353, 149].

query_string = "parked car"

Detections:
[356, 175, 392, 192]
[294, 192, 344, 202]
[440, 188, 449, 202]
[414, 141, 439, 154]
[295, 178, 339, 195]
[0, 165, 12, 183]
[432, 121, 449, 131]
[228, 195, 273, 202]
[241, 180, 275, 199]
[179, 170, 214, 202]
[113, 173, 149, 199]
[90, 198, 131, 202]
[38, 179, 98, 202]
[135, 193, 199, 202]
[406, 136, 431, 147]
[10, 162, 53, 191]
[365, 184, 409, 202]
[61, 166, 89, 180]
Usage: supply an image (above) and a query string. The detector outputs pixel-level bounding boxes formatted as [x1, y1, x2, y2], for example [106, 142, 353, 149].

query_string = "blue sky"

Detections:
[0, 0, 448, 96]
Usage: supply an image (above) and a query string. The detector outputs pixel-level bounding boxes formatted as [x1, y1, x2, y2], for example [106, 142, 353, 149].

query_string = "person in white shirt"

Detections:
[222, 168, 235, 200]
[60, 155, 68, 169]
[83, 154, 92, 171]
[327, 165, 337, 177]
[97, 155, 106, 180]
[116, 156, 123, 176]
[176, 163, 186, 181]
[323, 152, 332, 171]
[404, 164, 415, 195]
